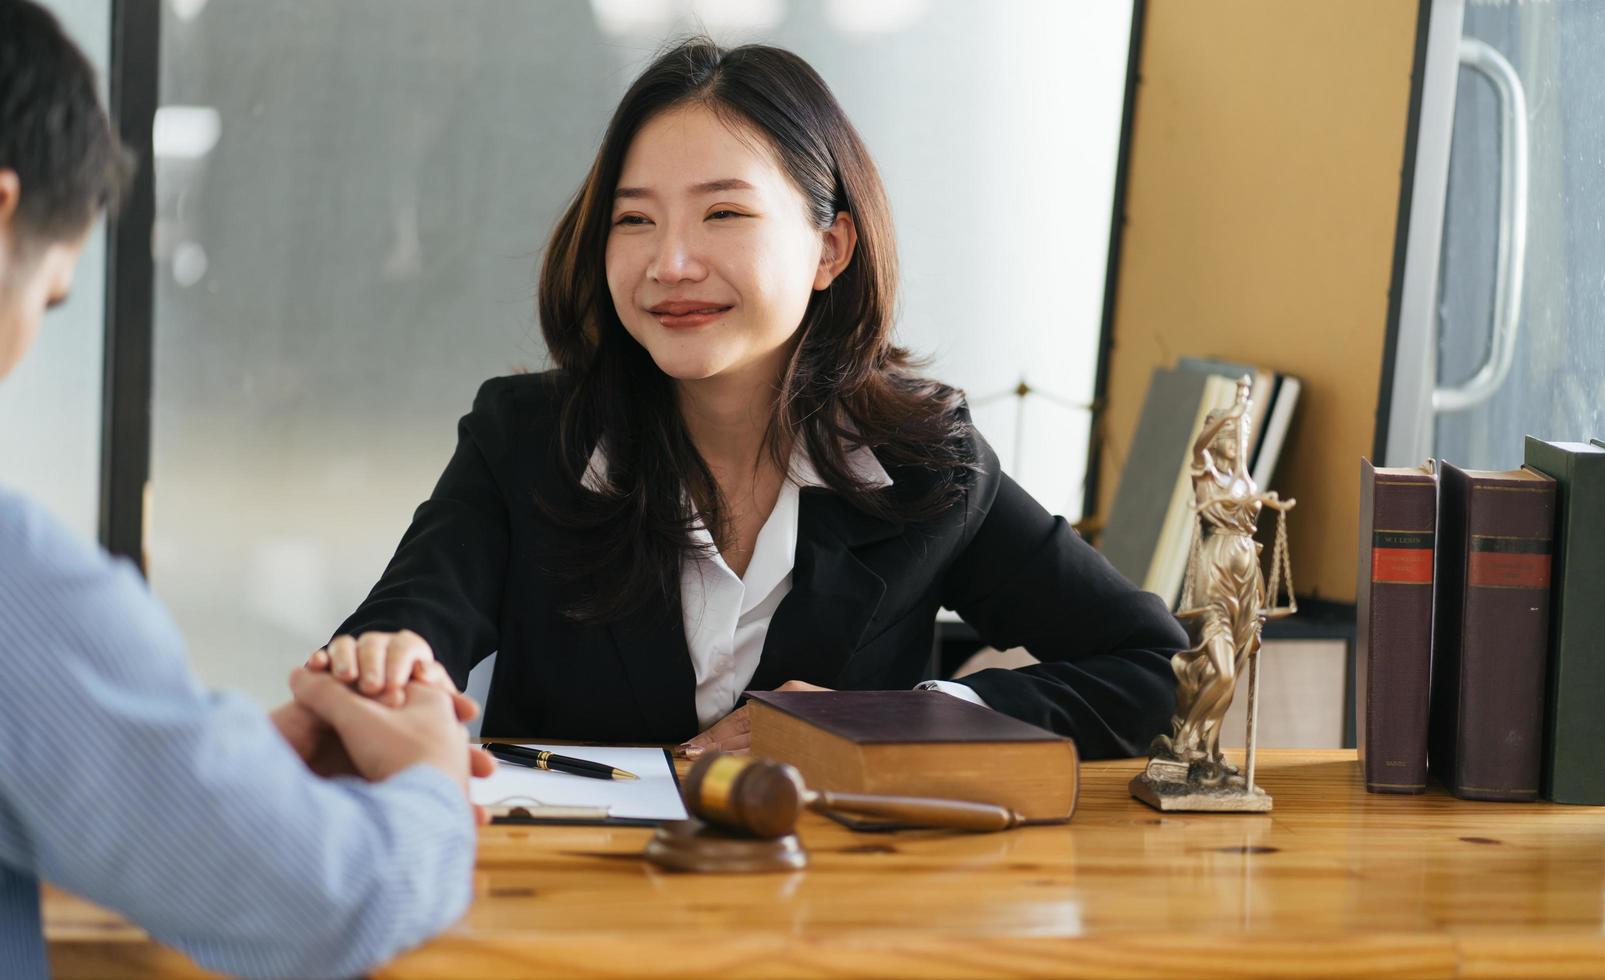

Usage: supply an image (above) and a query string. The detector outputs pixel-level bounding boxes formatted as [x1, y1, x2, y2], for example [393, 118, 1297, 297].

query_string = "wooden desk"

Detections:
[44, 750, 1605, 978]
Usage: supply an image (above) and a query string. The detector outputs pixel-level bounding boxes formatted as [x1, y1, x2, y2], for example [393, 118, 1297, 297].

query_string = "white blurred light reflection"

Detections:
[172, 241, 208, 287]
[588, 0, 674, 36]
[825, 0, 929, 36]
[169, 0, 208, 22]
[690, 0, 785, 35]
[153, 105, 221, 160]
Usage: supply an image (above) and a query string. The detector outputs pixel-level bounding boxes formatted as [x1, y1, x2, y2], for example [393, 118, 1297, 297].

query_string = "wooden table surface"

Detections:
[43, 749, 1605, 978]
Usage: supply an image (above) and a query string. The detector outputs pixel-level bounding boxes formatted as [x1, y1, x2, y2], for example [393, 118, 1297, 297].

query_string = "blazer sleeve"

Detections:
[938, 431, 1189, 759]
[334, 378, 517, 685]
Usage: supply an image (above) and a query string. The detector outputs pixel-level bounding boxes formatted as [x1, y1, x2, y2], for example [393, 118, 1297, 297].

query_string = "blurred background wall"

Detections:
[11, 0, 1134, 707]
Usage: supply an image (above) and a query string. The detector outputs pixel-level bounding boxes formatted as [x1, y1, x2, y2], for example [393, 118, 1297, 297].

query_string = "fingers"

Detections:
[316, 631, 441, 702]
[449, 689, 481, 724]
[323, 635, 359, 683]
[396, 679, 455, 716]
[694, 731, 751, 755]
[672, 683, 828, 758]
[289, 667, 387, 731]
[469, 745, 496, 778]
[676, 706, 751, 759]
[268, 698, 318, 760]
[382, 673, 480, 721]
[355, 633, 391, 695]
[681, 714, 740, 754]
[468, 747, 496, 825]
[407, 659, 472, 718]
[383, 630, 435, 695]
[415, 659, 460, 693]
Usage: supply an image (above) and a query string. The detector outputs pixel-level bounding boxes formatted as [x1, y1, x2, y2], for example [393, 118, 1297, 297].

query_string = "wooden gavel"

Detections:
[682, 753, 1026, 837]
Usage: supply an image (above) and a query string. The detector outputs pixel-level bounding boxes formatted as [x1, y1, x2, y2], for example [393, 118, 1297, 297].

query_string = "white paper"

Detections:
[470, 744, 688, 821]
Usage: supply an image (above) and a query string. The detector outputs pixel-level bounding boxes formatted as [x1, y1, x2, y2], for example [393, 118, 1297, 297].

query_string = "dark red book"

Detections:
[1355, 459, 1436, 793]
[1428, 461, 1556, 802]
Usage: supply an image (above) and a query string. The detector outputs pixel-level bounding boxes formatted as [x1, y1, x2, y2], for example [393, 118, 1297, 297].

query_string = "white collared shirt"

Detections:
[583, 440, 985, 728]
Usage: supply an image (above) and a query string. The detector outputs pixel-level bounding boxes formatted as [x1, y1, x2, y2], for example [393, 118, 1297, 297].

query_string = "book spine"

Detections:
[1432, 465, 1555, 801]
[1428, 464, 1468, 791]
[1356, 462, 1436, 793]
[1525, 439, 1605, 804]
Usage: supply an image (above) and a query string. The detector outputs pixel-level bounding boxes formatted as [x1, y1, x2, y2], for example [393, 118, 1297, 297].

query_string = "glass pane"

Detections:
[149, 0, 1131, 706]
[1434, 1, 1605, 469]
[0, 0, 110, 541]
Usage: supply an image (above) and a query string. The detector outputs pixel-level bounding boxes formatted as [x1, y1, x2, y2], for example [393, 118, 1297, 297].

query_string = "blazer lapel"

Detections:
[604, 595, 700, 742]
[749, 489, 903, 691]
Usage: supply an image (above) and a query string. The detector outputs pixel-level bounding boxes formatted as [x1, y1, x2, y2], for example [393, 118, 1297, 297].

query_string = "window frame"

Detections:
[100, 0, 160, 570]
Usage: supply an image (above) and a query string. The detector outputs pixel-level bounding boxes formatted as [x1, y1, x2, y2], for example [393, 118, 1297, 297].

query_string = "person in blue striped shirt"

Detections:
[0, 3, 490, 976]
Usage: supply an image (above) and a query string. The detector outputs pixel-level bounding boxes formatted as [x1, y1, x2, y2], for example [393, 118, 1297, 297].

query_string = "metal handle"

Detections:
[1433, 38, 1529, 414]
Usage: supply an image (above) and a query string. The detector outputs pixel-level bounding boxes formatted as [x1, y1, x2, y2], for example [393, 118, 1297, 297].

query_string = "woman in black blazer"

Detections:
[310, 38, 1188, 761]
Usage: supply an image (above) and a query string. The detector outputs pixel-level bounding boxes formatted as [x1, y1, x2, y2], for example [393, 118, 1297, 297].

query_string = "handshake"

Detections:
[269, 629, 496, 822]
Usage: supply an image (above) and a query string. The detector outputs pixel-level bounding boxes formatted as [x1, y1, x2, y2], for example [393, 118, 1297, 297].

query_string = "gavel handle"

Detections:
[808, 791, 1025, 832]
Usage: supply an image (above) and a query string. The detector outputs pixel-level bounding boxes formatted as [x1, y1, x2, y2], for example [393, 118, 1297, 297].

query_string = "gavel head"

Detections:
[681, 753, 807, 839]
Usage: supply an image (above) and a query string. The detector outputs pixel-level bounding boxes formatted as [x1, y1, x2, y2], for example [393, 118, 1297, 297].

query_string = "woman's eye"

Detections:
[614, 214, 649, 226]
[707, 209, 744, 220]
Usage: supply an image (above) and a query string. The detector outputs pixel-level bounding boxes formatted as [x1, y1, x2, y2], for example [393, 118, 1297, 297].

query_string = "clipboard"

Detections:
[475, 745, 687, 827]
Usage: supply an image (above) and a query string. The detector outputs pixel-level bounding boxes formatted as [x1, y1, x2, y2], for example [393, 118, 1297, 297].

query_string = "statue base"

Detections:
[1129, 753, 1272, 812]
[1130, 773, 1272, 812]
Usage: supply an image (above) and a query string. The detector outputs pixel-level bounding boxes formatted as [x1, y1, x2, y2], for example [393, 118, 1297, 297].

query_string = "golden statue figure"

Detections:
[1131, 375, 1296, 812]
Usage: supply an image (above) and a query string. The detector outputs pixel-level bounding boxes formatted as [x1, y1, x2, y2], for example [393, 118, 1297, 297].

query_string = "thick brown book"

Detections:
[745, 690, 1079, 823]
[1355, 459, 1437, 793]
[1428, 462, 1556, 802]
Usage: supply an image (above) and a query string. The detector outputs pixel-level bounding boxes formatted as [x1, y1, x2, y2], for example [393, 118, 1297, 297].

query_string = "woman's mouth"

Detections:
[648, 301, 732, 329]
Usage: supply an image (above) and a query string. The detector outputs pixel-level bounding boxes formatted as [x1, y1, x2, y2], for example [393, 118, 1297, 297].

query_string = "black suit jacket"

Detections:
[336, 372, 1189, 759]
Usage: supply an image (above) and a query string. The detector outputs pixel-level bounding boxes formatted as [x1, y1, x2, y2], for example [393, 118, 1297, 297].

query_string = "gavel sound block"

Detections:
[644, 753, 1026, 873]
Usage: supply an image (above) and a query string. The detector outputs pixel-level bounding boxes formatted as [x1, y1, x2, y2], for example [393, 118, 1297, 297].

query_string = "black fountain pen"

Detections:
[483, 743, 638, 781]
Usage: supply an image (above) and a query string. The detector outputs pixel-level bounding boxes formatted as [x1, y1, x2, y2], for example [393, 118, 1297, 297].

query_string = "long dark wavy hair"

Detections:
[538, 37, 974, 622]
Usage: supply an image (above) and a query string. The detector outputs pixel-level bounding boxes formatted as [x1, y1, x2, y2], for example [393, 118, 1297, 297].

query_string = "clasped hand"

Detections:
[269, 629, 496, 823]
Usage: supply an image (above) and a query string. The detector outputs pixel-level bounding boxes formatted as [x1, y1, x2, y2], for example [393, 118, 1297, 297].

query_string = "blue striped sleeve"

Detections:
[0, 491, 475, 978]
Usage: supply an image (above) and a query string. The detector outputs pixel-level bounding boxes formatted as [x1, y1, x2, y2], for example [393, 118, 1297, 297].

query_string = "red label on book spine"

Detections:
[1469, 552, 1551, 589]
[1373, 547, 1433, 584]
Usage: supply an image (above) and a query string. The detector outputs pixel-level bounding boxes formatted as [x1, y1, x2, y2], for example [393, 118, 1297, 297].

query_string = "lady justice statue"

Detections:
[1131, 376, 1296, 812]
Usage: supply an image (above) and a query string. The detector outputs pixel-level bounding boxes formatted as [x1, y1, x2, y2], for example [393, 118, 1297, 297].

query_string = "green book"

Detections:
[1099, 367, 1216, 586]
[1523, 437, 1605, 804]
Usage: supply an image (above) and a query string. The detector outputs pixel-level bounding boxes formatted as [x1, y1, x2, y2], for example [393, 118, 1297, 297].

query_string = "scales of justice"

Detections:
[1130, 376, 1297, 813]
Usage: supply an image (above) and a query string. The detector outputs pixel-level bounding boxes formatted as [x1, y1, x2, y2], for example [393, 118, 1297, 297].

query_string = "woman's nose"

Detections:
[647, 225, 707, 284]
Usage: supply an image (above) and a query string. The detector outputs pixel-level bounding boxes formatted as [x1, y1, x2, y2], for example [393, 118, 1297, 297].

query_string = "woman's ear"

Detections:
[813, 210, 858, 290]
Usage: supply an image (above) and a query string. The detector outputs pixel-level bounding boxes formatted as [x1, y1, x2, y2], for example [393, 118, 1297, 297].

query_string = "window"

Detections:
[148, 0, 1133, 705]
[1385, 0, 1605, 469]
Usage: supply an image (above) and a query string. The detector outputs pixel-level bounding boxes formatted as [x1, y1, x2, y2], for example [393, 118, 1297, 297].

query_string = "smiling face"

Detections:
[604, 103, 853, 393]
